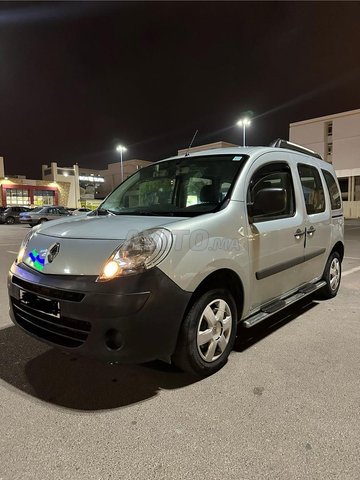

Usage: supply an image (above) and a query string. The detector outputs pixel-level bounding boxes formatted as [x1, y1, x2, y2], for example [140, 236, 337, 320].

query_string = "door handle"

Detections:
[294, 229, 306, 239]
[307, 226, 316, 236]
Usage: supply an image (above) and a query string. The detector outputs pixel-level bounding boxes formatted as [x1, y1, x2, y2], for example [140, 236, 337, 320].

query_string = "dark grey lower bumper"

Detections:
[8, 262, 191, 364]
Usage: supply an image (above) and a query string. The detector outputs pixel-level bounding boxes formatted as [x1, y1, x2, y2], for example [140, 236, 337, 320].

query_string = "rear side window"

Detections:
[297, 164, 325, 215]
[322, 170, 342, 210]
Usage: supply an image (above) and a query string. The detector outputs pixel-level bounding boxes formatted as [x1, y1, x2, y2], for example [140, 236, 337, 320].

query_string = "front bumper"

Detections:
[8, 262, 191, 364]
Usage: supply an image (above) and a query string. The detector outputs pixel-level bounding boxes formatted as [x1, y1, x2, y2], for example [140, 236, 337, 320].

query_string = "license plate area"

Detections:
[19, 289, 60, 318]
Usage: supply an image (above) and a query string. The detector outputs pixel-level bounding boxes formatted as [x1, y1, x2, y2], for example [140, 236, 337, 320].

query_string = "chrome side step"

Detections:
[243, 280, 326, 328]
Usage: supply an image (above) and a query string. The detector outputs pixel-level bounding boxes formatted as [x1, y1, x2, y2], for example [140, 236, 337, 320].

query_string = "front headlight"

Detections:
[97, 228, 173, 282]
[16, 225, 41, 264]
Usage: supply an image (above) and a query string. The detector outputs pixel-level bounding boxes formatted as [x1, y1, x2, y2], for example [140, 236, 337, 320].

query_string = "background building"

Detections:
[42, 158, 152, 208]
[0, 155, 152, 209]
[78, 159, 152, 206]
[42, 162, 80, 208]
[0, 155, 70, 208]
[290, 108, 360, 218]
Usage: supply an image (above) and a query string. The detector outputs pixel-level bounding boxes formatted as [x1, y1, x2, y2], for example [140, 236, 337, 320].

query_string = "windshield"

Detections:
[98, 154, 247, 216]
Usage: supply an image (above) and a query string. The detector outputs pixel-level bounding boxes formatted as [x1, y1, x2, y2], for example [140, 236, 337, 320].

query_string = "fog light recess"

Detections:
[105, 329, 124, 351]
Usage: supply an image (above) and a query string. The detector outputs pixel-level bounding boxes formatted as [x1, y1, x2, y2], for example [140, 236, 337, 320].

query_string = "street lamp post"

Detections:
[236, 118, 251, 147]
[116, 144, 127, 183]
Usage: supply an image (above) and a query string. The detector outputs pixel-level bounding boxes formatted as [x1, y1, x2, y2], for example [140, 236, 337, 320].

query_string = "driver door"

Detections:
[246, 155, 308, 310]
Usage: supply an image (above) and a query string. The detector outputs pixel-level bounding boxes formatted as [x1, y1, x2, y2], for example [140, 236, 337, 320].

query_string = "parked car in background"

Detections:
[19, 206, 71, 226]
[0, 206, 30, 224]
[71, 208, 92, 216]
[19, 207, 44, 223]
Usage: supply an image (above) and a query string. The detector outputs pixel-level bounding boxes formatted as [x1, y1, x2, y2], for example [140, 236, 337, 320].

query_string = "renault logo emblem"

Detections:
[47, 243, 60, 263]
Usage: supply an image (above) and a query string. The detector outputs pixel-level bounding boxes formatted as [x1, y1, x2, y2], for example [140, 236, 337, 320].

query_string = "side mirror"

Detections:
[248, 188, 287, 220]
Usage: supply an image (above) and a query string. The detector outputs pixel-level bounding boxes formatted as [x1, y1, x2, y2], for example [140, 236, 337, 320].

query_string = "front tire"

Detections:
[172, 289, 237, 377]
[319, 251, 342, 299]
[5, 216, 15, 225]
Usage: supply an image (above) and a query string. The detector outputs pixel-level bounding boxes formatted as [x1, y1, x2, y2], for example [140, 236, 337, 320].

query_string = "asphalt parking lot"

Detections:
[0, 223, 359, 480]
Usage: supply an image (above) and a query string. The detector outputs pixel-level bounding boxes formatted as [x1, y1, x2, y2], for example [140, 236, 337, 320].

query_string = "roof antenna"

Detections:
[184, 129, 199, 156]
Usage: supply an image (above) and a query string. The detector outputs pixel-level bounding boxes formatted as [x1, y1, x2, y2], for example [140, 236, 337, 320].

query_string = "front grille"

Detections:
[12, 276, 85, 302]
[11, 298, 91, 348]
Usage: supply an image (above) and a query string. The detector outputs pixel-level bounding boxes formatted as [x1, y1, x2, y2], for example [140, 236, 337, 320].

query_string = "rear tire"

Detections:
[319, 251, 341, 299]
[172, 289, 237, 377]
[38, 218, 48, 224]
[5, 216, 15, 225]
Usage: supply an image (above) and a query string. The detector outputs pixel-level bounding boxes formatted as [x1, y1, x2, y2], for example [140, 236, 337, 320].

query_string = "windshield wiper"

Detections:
[114, 210, 175, 216]
[95, 208, 179, 217]
[96, 208, 117, 216]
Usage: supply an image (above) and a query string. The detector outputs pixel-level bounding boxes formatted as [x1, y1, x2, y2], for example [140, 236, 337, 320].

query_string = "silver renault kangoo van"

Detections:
[8, 140, 344, 376]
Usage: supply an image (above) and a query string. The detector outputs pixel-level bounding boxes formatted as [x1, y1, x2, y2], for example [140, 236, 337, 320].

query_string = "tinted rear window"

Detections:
[322, 170, 342, 210]
[298, 164, 325, 214]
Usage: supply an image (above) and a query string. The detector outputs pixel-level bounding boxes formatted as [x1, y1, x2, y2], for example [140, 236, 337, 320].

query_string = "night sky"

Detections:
[1, 1, 360, 178]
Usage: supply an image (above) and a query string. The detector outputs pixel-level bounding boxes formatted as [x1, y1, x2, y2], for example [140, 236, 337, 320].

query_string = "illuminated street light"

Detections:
[236, 118, 251, 147]
[116, 144, 127, 182]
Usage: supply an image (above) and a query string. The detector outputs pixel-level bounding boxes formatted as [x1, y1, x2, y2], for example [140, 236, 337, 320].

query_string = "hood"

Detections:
[35, 214, 185, 240]
[21, 214, 187, 276]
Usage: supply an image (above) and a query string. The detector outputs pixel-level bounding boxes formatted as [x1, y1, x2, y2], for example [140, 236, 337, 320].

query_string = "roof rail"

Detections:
[269, 138, 323, 160]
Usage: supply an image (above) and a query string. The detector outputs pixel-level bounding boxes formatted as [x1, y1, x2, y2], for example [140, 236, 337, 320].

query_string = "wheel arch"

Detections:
[331, 241, 344, 261]
[186, 268, 244, 322]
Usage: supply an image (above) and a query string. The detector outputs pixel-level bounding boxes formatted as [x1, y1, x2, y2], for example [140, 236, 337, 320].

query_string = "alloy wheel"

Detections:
[196, 299, 232, 362]
[330, 257, 340, 291]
